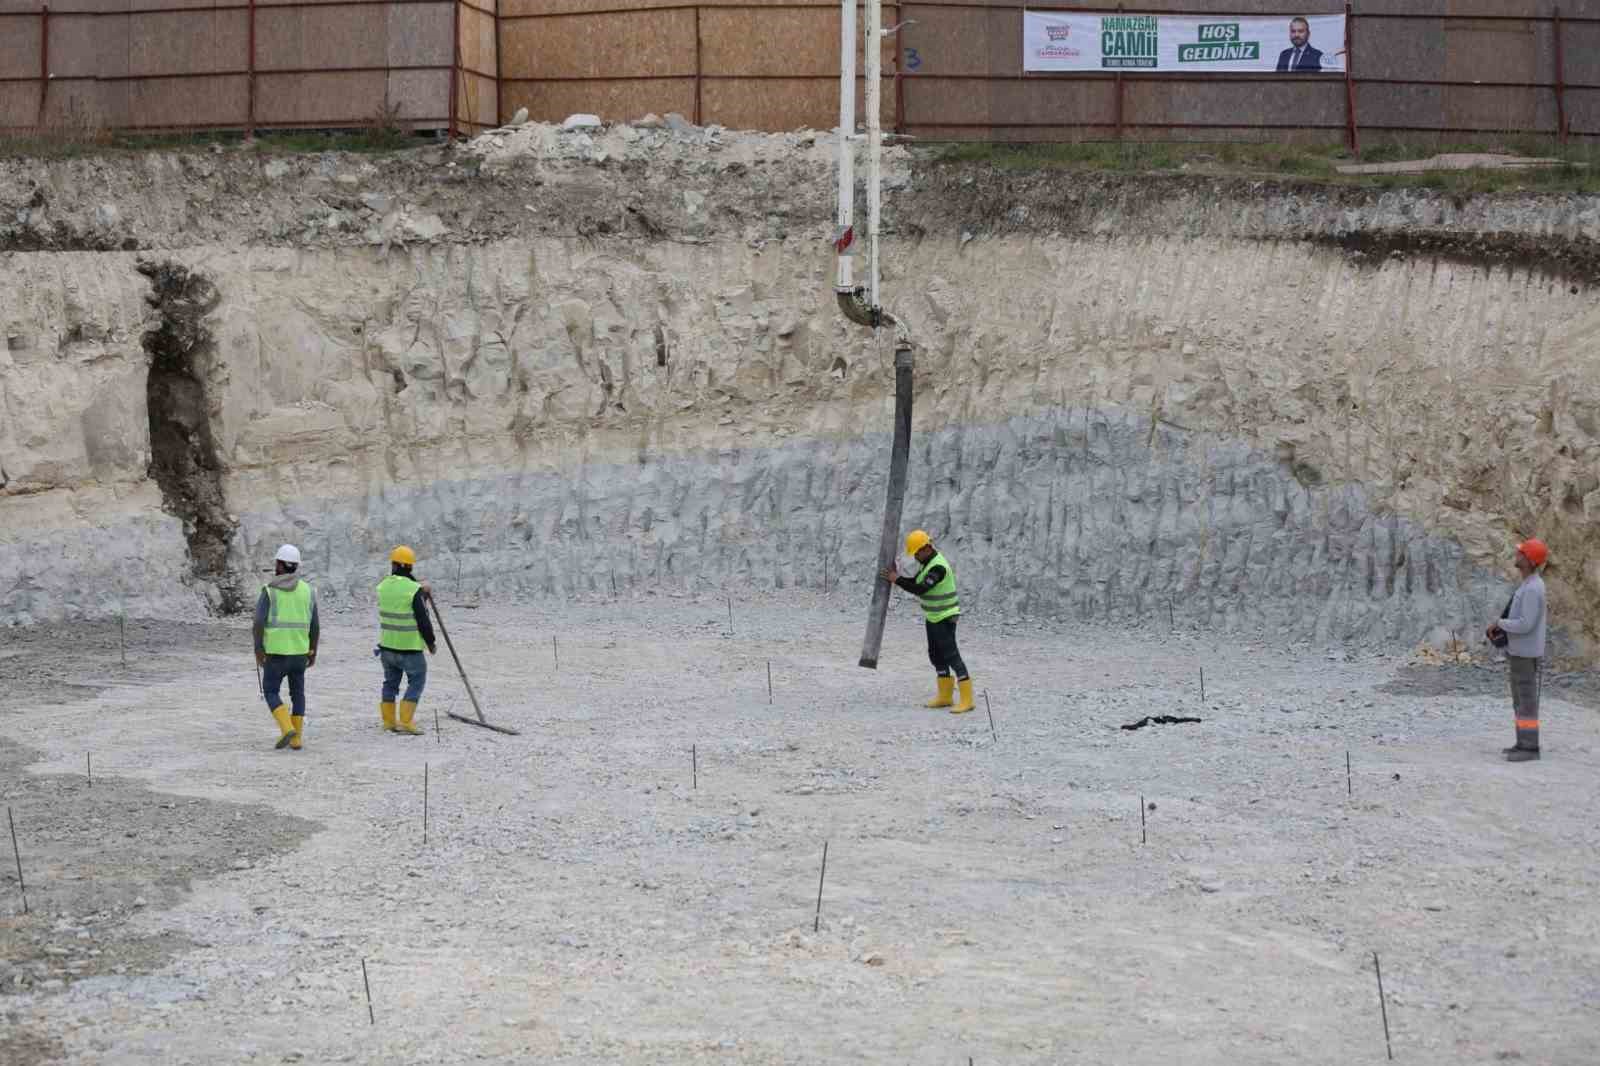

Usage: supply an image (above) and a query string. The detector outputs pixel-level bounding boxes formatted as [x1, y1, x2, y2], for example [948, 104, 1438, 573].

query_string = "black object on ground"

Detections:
[1121, 715, 1203, 731]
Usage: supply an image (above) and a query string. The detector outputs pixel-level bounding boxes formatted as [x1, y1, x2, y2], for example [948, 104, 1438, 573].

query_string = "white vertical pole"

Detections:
[864, 0, 882, 312]
[836, 0, 857, 293]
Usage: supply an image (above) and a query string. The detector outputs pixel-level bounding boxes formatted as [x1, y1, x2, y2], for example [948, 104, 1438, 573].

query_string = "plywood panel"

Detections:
[41, 12, 130, 78]
[702, 76, 848, 131]
[1357, 83, 1445, 132]
[38, 80, 113, 128]
[905, 76, 1114, 130]
[896, 6, 1011, 79]
[459, 69, 497, 127]
[0, 83, 41, 128]
[501, 77, 695, 123]
[386, 66, 451, 123]
[387, 2, 453, 66]
[1443, 83, 1541, 131]
[501, 9, 695, 79]
[0, 18, 42, 81]
[699, 7, 834, 78]
[1563, 24, 1600, 87]
[18, 0, 130, 11]
[1126, 78, 1345, 129]
[127, 10, 247, 76]
[460, 4, 496, 73]
[255, 7, 389, 72]
[126, 72, 245, 126]
[502, 0, 889, 16]
[254, 69, 385, 122]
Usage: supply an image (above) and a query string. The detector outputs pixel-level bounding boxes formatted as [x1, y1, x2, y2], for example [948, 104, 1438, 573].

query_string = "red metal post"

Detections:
[37, 4, 48, 128]
[449, 0, 460, 138]
[1113, 4, 1124, 141]
[493, 0, 503, 126]
[1343, 0, 1359, 155]
[693, 5, 703, 125]
[1554, 6, 1568, 143]
[246, 0, 256, 137]
[893, 4, 904, 134]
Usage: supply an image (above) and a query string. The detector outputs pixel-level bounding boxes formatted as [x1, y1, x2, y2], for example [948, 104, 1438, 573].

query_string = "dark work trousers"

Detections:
[262, 654, 308, 715]
[1508, 655, 1542, 750]
[925, 617, 968, 680]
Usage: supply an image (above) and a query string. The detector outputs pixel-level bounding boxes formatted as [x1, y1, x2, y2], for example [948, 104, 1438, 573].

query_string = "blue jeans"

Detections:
[262, 654, 308, 715]
[379, 648, 428, 703]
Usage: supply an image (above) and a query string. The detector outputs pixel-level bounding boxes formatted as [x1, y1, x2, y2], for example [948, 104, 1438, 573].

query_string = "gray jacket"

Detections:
[1500, 572, 1546, 659]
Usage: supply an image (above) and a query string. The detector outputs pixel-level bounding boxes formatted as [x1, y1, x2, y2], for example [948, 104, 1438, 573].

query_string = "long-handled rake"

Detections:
[428, 595, 519, 736]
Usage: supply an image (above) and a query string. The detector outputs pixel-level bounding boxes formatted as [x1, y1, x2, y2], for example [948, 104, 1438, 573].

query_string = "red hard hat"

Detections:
[1517, 538, 1548, 568]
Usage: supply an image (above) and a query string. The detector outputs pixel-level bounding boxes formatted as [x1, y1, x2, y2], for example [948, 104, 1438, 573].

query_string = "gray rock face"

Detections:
[231, 407, 1495, 646]
[3, 146, 1597, 647]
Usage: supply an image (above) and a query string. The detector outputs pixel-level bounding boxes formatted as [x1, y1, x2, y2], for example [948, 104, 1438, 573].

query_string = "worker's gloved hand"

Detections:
[419, 581, 433, 599]
[255, 650, 266, 668]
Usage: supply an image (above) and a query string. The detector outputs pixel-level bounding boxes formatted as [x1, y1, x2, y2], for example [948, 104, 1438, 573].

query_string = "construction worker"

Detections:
[377, 545, 437, 736]
[880, 530, 974, 714]
[252, 544, 318, 751]
[1486, 537, 1548, 762]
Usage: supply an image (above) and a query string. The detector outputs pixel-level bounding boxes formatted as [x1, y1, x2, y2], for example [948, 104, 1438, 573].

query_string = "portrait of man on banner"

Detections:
[1276, 16, 1323, 71]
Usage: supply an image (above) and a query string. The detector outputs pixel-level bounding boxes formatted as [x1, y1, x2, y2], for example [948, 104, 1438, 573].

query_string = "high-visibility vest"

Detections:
[916, 552, 960, 624]
[377, 575, 426, 651]
[262, 580, 314, 656]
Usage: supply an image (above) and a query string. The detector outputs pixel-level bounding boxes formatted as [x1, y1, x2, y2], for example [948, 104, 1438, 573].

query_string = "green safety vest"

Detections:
[377, 575, 426, 651]
[262, 580, 314, 656]
[916, 552, 960, 624]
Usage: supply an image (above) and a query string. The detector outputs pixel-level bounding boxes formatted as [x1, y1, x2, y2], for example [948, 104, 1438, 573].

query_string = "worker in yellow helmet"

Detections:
[252, 544, 318, 750]
[880, 530, 975, 714]
[376, 546, 437, 735]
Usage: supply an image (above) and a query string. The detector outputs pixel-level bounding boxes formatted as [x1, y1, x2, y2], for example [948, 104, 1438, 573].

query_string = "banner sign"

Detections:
[1023, 11, 1347, 74]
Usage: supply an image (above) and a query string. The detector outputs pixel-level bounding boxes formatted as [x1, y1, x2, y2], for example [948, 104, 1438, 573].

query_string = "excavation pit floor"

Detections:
[3, 591, 1599, 1065]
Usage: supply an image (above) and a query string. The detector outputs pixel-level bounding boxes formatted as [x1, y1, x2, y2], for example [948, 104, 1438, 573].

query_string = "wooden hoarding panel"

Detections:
[0, 16, 41, 80]
[128, 10, 248, 77]
[387, 65, 451, 124]
[388, 2, 453, 67]
[500, 8, 695, 80]
[254, 69, 386, 123]
[501, 77, 695, 123]
[127, 73, 246, 127]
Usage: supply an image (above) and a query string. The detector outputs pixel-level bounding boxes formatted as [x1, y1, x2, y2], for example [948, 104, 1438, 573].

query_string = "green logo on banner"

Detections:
[1101, 15, 1157, 68]
[1179, 21, 1261, 62]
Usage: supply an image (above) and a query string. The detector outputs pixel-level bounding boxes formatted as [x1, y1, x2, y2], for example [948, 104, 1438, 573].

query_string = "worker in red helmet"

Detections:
[1485, 538, 1548, 762]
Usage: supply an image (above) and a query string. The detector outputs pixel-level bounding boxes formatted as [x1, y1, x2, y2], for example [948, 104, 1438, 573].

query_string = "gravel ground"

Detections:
[3, 590, 1599, 1065]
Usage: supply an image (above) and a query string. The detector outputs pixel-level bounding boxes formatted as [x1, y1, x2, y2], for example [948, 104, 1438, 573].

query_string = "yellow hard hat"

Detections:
[390, 545, 417, 566]
[904, 530, 931, 555]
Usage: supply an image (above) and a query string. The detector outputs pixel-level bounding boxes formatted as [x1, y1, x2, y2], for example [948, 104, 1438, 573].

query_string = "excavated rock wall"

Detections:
[2, 130, 1597, 649]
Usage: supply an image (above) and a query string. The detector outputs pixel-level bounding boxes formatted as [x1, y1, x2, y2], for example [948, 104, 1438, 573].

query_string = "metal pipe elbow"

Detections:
[836, 287, 897, 330]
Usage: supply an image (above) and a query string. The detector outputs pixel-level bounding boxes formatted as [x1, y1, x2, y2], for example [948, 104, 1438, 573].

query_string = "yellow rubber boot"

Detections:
[951, 679, 976, 715]
[271, 705, 297, 749]
[926, 675, 955, 709]
[395, 699, 425, 736]
[289, 715, 305, 750]
[380, 701, 397, 732]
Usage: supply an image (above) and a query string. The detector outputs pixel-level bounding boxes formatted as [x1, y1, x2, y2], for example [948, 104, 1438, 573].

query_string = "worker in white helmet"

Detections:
[252, 544, 319, 751]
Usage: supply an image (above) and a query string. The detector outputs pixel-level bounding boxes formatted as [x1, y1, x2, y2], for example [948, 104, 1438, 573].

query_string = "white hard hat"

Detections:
[274, 544, 302, 565]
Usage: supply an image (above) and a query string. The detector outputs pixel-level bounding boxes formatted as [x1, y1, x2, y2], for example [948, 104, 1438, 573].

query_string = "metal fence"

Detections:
[493, 0, 1599, 146]
[0, 0, 498, 136]
[1, 0, 1595, 144]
